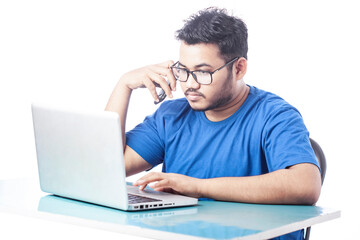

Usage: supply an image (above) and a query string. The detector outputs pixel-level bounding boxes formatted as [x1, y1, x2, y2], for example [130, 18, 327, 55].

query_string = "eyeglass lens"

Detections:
[171, 67, 212, 85]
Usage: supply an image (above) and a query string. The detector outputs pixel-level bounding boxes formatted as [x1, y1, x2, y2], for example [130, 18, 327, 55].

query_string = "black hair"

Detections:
[175, 7, 248, 61]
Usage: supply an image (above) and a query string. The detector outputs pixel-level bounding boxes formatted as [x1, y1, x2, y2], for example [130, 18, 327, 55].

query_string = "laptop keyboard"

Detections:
[128, 193, 162, 204]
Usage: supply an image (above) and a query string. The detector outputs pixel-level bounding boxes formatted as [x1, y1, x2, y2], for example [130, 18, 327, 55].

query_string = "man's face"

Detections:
[178, 42, 236, 112]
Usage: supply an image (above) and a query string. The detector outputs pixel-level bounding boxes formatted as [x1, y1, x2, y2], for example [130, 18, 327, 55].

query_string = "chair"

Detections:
[304, 138, 327, 240]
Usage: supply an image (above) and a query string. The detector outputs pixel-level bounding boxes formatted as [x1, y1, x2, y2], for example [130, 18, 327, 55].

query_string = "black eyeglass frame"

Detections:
[170, 57, 240, 85]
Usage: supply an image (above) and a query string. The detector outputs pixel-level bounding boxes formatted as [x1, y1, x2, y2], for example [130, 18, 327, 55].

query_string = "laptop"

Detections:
[31, 103, 198, 211]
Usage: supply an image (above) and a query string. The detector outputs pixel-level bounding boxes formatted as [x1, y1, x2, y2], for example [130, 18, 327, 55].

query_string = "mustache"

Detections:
[184, 88, 205, 98]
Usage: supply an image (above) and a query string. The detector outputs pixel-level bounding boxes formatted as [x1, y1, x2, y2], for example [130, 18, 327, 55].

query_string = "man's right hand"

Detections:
[120, 60, 177, 102]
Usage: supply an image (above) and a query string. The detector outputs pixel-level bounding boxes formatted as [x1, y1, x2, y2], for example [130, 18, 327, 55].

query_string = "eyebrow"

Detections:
[178, 61, 213, 69]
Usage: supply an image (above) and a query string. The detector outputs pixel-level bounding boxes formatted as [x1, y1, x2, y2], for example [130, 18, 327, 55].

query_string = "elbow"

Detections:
[287, 163, 322, 205]
[283, 184, 320, 205]
[299, 184, 321, 205]
[294, 176, 322, 205]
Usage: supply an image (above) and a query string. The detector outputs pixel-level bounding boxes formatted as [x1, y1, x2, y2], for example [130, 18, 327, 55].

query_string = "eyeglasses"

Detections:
[170, 57, 239, 85]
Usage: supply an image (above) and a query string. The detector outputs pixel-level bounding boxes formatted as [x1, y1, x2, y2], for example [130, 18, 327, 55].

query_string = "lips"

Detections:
[185, 90, 204, 101]
[187, 94, 202, 101]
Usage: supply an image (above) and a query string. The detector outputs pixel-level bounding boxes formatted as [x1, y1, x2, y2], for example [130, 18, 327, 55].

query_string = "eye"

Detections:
[172, 67, 188, 80]
[177, 68, 187, 74]
[174, 68, 187, 76]
[194, 70, 210, 76]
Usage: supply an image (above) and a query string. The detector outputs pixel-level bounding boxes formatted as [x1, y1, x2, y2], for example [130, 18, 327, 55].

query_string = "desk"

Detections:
[0, 178, 340, 240]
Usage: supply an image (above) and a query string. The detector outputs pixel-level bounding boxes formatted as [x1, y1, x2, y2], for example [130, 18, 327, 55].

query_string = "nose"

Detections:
[186, 73, 200, 89]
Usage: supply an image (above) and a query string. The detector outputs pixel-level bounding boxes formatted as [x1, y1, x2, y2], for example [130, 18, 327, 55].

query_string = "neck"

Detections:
[205, 83, 250, 122]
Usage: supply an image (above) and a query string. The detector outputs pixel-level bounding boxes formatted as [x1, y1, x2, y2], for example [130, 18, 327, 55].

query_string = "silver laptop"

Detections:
[31, 103, 198, 211]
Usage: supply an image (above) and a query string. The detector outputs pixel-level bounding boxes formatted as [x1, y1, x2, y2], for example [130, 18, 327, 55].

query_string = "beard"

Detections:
[192, 91, 233, 112]
[188, 70, 234, 112]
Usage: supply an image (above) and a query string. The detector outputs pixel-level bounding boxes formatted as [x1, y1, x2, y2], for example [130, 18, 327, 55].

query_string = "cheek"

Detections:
[202, 82, 220, 97]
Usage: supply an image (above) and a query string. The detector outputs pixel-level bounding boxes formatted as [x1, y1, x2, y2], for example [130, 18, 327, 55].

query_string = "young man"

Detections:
[106, 7, 321, 240]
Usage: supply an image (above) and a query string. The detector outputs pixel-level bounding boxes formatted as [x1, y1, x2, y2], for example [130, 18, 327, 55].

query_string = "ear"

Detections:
[234, 57, 247, 80]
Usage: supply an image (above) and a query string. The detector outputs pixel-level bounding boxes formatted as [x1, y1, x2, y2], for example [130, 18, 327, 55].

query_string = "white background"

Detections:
[0, 0, 359, 239]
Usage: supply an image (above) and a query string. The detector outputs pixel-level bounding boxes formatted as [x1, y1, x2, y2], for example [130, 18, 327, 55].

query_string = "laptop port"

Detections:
[159, 204, 163, 207]
[134, 206, 139, 209]
[145, 205, 148, 209]
[140, 205, 144, 209]
[153, 204, 158, 207]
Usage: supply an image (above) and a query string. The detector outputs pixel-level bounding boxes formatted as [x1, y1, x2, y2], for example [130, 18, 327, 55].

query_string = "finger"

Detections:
[134, 172, 165, 187]
[166, 62, 177, 92]
[148, 63, 172, 77]
[133, 179, 148, 189]
[139, 184, 148, 191]
[167, 69, 177, 92]
[147, 71, 173, 99]
[151, 178, 170, 190]
[158, 60, 174, 68]
[149, 63, 177, 92]
[162, 60, 177, 91]
[143, 77, 161, 102]
[139, 184, 147, 191]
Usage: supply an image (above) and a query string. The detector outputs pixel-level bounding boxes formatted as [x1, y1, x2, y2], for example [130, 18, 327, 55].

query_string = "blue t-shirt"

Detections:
[126, 85, 319, 240]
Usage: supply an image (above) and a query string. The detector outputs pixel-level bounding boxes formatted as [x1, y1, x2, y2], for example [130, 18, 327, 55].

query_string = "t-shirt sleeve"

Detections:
[262, 106, 320, 172]
[126, 110, 164, 167]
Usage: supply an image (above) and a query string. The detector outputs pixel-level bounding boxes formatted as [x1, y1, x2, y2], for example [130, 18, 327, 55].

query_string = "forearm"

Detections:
[106, 85, 153, 177]
[105, 61, 175, 149]
[197, 164, 321, 205]
[105, 79, 132, 148]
